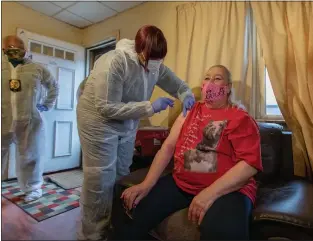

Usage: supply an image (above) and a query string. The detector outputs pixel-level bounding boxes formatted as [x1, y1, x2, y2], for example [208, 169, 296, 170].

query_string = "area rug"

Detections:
[1, 179, 80, 222]
[47, 169, 83, 189]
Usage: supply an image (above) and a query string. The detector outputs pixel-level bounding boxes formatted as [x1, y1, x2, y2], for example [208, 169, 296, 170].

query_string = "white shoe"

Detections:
[24, 189, 43, 203]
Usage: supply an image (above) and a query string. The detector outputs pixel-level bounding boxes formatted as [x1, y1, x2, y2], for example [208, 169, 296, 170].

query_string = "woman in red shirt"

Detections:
[116, 65, 263, 240]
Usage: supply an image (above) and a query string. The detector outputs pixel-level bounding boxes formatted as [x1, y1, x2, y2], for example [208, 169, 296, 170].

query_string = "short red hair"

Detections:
[135, 25, 167, 69]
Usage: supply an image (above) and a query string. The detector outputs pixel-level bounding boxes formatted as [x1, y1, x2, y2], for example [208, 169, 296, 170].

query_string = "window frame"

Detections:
[250, 7, 285, 122]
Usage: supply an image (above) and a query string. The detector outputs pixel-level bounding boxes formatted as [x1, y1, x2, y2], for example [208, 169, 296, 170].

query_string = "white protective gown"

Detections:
[76, 39, 193, 240]
[1, 55, 59, 192]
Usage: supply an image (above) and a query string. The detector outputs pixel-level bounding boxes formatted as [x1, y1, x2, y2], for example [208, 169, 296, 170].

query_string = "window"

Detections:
[55, 48, 65, 59]
[30, 42, 41, 54]
[265, 68, 282, 116]
[43, 45, 53, 56]
[28, 40, 75, 62]
[65, 51, 75, 61]
[250, 6, 283, 121]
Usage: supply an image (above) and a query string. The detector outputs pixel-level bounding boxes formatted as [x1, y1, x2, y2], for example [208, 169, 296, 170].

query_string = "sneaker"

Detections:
[24, 189, 42, 203]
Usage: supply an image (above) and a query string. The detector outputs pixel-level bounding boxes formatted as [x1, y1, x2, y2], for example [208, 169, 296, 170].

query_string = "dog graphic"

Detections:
[184, 120, 227, 173]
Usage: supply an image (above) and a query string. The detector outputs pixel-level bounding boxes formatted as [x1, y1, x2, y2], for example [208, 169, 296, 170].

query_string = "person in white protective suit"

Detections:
[76, 25, 195, 240]
[76, 77, 88, 101]
[1, 36, 59, 202]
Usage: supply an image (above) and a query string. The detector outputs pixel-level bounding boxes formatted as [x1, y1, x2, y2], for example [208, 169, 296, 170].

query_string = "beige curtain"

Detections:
[251, 2, 313, 179]
[170, 2, 251, 126]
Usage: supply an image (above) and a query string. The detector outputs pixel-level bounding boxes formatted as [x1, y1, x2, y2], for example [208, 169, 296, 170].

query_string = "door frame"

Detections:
[85, 37, 116, 77]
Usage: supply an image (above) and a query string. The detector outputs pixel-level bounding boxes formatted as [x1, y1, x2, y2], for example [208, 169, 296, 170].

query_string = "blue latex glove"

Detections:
[183, 95, 195, 117]
[151, 97, 174, 113]
[36, 104, 48, 112]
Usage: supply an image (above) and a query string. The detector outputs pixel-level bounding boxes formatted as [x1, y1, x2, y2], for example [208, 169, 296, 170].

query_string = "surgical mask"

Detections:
[3, 46, 26, 61]
[147, 60, 162, 70]
[138, 53, 162, 70]
[201, 82, 228, 103]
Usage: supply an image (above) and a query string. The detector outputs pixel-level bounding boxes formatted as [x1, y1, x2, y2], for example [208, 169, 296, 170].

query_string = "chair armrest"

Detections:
[253, 179, 313, 230]
[118, 166, 172, 188]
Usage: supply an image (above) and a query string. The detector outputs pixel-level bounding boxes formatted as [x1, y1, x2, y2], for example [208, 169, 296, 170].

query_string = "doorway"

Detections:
[85, 38, 116, 76]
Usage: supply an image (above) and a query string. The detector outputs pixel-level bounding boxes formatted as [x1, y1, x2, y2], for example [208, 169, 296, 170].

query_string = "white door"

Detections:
[7, 29, 85, 177]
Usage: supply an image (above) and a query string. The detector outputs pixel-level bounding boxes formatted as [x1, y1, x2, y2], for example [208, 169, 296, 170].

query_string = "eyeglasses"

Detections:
[4, 47, 25, 57]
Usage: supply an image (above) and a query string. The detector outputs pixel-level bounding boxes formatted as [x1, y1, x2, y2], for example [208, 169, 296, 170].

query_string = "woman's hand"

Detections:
[188, 188, 218, 225]
[121, 183, 151, 211]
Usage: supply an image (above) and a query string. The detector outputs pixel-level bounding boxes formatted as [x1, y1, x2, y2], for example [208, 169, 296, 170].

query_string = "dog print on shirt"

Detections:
[184, 120, 227, 173]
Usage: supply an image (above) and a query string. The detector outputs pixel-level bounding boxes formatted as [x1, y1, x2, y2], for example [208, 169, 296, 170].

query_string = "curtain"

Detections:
[170, 2, 250, 126]
[251, 2, 313, 179]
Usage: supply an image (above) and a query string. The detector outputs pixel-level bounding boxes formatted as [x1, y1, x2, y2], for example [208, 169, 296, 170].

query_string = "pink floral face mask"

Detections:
[201, 82, 228, 103]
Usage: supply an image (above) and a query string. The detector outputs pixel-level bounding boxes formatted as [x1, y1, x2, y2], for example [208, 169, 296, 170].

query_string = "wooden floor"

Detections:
[1, 189, 81, 240]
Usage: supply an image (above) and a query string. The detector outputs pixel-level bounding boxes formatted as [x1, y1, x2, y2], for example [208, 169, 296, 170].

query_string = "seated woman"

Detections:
[114, 65, 263, 240]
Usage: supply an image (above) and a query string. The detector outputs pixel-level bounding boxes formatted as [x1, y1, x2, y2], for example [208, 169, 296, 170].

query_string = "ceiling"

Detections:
[17, 1, 144, 28]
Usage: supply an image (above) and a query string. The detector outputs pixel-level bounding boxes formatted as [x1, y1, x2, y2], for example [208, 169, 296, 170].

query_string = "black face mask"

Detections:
[9, 59, 24, 67]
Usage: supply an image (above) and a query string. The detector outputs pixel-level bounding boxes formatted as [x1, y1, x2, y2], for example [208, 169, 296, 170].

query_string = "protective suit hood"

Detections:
[115, 39, 138, 62]
[115, 39, 135, 52]
[23, 58, 33, 65]
[93, 39, 137, 70]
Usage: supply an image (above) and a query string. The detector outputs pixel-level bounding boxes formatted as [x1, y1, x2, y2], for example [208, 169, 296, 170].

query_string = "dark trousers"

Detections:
[113, 174, 252, 240]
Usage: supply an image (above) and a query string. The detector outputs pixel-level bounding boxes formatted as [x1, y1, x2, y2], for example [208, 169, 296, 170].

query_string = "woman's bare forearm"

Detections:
[142, 145, 175, 189]
[141, 113, 186, 190]
[204, 161, 258, 200]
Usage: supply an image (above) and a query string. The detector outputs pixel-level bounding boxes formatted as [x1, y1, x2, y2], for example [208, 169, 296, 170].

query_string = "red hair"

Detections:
[135, 25, 167, 70]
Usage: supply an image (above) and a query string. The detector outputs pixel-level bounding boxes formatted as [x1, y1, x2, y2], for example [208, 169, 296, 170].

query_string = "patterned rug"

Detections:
[1, 179, 80, 222]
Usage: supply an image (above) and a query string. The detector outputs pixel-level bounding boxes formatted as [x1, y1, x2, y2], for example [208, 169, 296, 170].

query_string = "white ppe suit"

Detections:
[76, 39, 193, 240]
[1, 55, 59, 192]
[76, 77, 88, 101]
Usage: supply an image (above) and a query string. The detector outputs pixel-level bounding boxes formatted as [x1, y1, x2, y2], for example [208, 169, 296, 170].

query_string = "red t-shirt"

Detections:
[173, 102, 263, 204]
